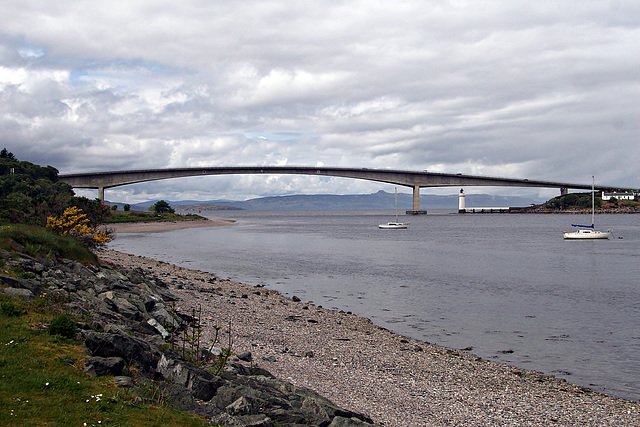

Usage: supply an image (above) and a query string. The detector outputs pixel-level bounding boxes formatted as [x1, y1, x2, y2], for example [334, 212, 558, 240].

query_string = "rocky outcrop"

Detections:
[0, 250, 378, 426]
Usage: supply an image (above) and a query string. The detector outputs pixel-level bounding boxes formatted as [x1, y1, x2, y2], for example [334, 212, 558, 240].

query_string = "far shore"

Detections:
[104, 217, 236, 234]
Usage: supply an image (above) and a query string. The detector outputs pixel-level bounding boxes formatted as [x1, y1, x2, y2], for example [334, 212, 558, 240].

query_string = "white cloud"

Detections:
[0, 1, 638, 201]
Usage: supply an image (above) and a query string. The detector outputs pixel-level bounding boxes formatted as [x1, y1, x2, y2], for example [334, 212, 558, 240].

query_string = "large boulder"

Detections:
[82, 330, 160, 373]
[84, 356, 126, 377]
[157, 354, 226, 401]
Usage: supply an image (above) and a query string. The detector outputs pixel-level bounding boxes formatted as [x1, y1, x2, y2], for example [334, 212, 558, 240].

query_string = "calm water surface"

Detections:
[108, 210, 640, 401]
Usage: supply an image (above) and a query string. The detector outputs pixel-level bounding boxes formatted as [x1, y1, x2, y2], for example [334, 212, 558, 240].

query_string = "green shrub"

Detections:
[1, 301, 24, 317]
[48, 314, 78, 339]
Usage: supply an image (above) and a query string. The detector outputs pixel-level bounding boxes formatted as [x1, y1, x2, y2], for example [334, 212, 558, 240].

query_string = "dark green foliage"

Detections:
[123, 204, 130, 211]
[576, 196, 591, 208]
[0, 157, 74, 225]
[151, 200, 175, 214]
[0, 148, 16, 159]
[48, 314, 78, 339]
[71, 196, 112, 227]
[1, 301, 24, 317]
[544, 192, 604, 210]
[0, 150, 111, 227]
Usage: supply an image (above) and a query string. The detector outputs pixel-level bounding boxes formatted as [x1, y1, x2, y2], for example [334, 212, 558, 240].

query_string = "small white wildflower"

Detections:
[45, 382, 49, 387]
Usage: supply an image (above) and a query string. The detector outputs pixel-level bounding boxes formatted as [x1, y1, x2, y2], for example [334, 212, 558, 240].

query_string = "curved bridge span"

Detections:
[59, 166, 618, 213]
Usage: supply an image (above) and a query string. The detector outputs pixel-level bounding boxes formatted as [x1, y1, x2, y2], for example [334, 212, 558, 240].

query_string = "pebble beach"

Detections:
[98, 219, 640, 426]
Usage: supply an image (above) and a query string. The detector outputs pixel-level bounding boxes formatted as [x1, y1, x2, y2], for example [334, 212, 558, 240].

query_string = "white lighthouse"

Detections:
[458, 188, 466, 213]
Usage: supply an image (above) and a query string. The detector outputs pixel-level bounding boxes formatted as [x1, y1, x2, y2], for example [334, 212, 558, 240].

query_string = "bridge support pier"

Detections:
[98, 187, 105, 203]
[406, 185, 427, 215]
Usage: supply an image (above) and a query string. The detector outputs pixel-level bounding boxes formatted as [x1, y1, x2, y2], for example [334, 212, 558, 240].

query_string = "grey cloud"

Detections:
[0, 1, 638, 201]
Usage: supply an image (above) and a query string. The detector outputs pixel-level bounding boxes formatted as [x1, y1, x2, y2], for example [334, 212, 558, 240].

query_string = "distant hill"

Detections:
[108, 190, 545, 212]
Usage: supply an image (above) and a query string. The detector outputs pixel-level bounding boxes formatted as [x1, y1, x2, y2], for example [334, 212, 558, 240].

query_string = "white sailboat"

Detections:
[563, 176, 611, 240]
[379, 188, 408, 229]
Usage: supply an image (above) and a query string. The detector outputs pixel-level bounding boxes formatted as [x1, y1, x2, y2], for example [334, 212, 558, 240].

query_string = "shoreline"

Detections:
[96, 248, 639, 426]
[104, 217, 236, 234]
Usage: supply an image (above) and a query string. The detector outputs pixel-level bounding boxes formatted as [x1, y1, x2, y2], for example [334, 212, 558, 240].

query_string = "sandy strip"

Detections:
[95, 249, 640, 426]
[104, 218, 235, 233]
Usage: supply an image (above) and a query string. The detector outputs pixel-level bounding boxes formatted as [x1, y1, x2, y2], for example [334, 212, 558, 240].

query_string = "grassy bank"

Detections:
[0, 227, 209, 426]
[106, 211, 205, 224]
[0, 293, 208, 426]
[0, 224, 99, 265]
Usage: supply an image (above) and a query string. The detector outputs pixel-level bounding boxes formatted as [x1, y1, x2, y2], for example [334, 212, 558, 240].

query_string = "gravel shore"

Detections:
[95, 247, 639, 426]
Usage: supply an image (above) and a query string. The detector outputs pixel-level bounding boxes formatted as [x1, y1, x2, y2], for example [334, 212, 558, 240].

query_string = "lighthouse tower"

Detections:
[458, 188, 466, 213]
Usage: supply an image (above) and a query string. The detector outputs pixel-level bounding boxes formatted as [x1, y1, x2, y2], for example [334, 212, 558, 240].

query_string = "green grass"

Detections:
[0, 292, 209, 426]
[106, 211, 204, 224]
[0, 224, 99, 265]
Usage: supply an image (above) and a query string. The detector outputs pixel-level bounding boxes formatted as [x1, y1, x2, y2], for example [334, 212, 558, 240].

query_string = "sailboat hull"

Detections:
[563, 176, 610, 240]
[379, 222, 408, 229]
[563, 230, 611, 239]
[379, 187, 409, 229]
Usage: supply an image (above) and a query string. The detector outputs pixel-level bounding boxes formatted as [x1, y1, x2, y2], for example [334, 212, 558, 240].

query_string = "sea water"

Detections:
[107, 210, 640, 401]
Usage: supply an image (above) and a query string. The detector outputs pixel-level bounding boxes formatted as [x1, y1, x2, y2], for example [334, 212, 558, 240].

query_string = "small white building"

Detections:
[601, 191, 635, 201]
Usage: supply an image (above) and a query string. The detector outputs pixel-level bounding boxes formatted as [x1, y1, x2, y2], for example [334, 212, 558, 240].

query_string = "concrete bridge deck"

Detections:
[59, 166, 623, 213]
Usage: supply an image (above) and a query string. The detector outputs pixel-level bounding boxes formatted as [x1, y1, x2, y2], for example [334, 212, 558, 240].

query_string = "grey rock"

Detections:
[0, 275, 24, 288]
[150, 307, 180, 329]
[157, 354, 224, 401]
[85, 356, 126, 377]
[112, 297, 144, 320]
[0, 287, 34, 298]
[126, 267, 146, 284]
[226, 396, 257, 416]
[114, 376, 135, 388]
[147, 318, 170, 339]
[82, 330, 159, 372]
[237, 352, 253, 362]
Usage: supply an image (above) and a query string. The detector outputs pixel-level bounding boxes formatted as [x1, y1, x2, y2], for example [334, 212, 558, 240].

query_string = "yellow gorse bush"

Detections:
[47, 206, 111, 246]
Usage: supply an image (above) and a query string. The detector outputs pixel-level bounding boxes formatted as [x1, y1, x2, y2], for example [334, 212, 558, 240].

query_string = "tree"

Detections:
[0, 154, 111, 227]
[123, 204, 131, 211]
[151, 200, 174, 214]
[0, 148, 15, 160]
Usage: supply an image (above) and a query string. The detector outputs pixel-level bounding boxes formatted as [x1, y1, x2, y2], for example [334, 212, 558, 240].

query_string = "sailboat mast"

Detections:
[591, 176, 595, 226]
[395, 187, 399, 222]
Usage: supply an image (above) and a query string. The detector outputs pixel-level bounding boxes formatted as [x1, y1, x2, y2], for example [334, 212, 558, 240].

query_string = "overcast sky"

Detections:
[1, 1, 638, 202]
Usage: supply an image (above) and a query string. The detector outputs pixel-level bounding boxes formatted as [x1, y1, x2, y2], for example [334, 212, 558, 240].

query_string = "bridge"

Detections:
[59, 166, 621, 214]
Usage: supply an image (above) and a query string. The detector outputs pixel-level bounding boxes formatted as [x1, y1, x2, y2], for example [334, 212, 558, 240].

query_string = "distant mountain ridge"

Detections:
[110, 190, 544, 212]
